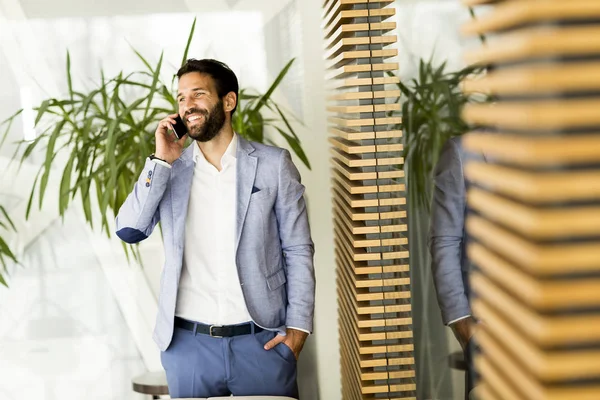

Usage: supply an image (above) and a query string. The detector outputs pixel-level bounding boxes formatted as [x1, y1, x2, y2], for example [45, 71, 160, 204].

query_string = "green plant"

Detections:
[392, 6, 487, 211]
[0, 205, 17, 286]
[390, 59, 485, 211]
[0, 18, 309, 251]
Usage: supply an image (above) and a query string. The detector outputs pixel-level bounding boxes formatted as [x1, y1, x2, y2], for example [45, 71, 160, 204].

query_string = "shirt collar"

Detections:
[193, 133, 238, 167]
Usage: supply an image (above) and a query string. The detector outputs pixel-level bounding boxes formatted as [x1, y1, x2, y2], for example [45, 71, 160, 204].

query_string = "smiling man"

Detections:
[115, 59, 315, 399]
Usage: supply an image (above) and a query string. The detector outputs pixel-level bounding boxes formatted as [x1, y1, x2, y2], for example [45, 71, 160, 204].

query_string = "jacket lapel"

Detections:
[235, 136, 257, 252]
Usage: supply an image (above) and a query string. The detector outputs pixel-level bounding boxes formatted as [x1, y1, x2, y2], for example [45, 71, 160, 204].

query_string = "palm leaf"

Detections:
[254, 58, 295, 114]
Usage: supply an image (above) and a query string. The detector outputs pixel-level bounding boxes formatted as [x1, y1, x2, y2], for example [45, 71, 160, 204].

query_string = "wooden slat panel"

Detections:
[468, 187, 600, 239]
[473, 273, 600, 348]
[328, 116, 402, 127]
[464, 26, 600, 65]
[462, 0, 600, 35]
[465, 162, 600, 203]
[327, 51, 371, 70]
[326, 62, 399, 80]
[463, 131, 600, 167]
[462, 62, 600, 95]
[475, 329, 600, 400]
[325, 35, 397, 60]
[332, 170, 378, 195]
[327, 89, 401, 101]
[327, 103, 401, 113]
[463, 99, 600, 130]
[324, 1, 411, 397]
[467, 215, 600, 275]
[469, 242, 600, 310]
[462, 0, 500, 5]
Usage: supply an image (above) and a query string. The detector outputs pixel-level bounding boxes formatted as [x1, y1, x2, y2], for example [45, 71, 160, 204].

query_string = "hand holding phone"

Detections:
[171, 115, 188, 140]
[154, 114, 187, 164]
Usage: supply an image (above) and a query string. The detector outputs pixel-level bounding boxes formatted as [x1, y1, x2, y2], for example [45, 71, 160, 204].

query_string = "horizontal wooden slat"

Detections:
[464, 26, 600, 65]
[462, 61, 600, 95]
[461, 0, 500, 5]
[328, 103, 401, 113]
[327, 50, 370, 69]
[333, 194, 407, 225]
[469, 242, 600, 310]
[330, 145, 404, 169]
[467, 215, 600, 275]
[475, 353, 530, 400]
[468, 187, 600, 239]
[326, 62, 399, 80]
[324, 9, 371, 37]
[471, 383, 501, 400]
[334, 219, 381, 248]
[330, 148, 376, 167]
[329, 116, 402, 127]
[329, 136, 376, 154]
[332, 168, 405, 196]
[465, 162, 600, 203]
[473, 272, 600, 348]
[328, 74, 400, 88]
[329, 137, 403, 155]
[475, 327, 600, 400]
[331, 158, 377, 180]
[338, 251, 411, 305]
[333, 196, 378, 221]
[462, 0, 600, 35]
[337, 281, 413, 329]
[333, 169, 378, 195]
[327, 89, 401, 101]
[328, 127, 403, 141]
[463, 131, 600, 167]
[334, 239, 409, 277]
[325, 34, 397, 60]
[323, 0, 368, 29]
[334, 231, 381, 261]
[462, 98, 600, 130]
[323, 0, 396, 20]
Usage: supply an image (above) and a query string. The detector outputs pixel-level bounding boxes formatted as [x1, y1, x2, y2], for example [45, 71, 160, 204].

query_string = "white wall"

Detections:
[0, 1, 484, 399]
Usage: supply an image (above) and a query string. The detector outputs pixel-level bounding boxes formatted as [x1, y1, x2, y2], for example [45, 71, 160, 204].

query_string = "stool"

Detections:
[132, 371, 169, 399]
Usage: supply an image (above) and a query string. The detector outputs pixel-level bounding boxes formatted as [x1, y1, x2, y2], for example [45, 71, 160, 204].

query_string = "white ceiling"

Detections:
[10, 0, 294, 21]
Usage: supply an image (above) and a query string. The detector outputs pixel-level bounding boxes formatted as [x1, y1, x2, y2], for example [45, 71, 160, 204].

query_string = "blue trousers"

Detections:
[160, 322, 298, 398]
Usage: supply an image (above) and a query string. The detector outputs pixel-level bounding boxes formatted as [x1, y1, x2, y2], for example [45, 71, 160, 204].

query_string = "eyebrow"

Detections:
[177, 87, 207, 99]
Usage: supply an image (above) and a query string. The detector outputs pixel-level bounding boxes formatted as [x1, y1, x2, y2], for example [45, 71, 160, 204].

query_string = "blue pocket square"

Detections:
[251, 186, 261, 194]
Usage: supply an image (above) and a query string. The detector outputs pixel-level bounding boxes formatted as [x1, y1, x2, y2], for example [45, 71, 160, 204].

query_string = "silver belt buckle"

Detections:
[209, 325, 223, 338]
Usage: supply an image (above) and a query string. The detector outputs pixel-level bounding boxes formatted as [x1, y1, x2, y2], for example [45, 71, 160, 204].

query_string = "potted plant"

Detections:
[0, 18, 309, 261]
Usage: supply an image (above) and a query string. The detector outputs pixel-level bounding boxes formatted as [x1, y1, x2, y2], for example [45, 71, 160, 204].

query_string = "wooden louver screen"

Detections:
[461, 0, 600, 399]
[322, 1, 416, 399]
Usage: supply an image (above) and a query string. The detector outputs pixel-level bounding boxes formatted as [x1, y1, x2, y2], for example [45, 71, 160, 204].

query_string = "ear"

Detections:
[224, 92, 237, 113]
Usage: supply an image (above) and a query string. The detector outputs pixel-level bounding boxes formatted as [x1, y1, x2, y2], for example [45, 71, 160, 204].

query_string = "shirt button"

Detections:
[145, 182, 150, 187]
[148, 170, 153, 177]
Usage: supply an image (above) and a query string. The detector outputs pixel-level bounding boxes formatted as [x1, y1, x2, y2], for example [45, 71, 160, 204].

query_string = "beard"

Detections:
[184, 99, 226, 142]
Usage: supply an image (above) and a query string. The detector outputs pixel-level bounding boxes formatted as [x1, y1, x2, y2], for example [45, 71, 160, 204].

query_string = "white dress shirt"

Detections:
[174, 134, 252, 325]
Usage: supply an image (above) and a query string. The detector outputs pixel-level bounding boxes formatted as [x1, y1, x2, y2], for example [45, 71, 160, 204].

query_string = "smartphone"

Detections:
[171, 115, 188, 140]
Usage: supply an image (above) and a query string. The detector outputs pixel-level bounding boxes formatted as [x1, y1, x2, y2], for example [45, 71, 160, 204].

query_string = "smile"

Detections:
[187, 115, 203, 122]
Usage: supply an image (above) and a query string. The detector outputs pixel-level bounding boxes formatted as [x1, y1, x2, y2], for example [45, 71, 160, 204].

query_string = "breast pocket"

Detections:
[250, 187, 275, 202]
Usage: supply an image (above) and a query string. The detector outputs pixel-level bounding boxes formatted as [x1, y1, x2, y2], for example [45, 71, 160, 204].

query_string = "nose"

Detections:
[180, 96, 195, 116]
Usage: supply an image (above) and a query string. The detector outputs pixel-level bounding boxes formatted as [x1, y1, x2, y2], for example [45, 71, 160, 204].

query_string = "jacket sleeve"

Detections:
[115, 158, 171, 244]
[428, 138, 471, 325]
[274, 149, 316, 333]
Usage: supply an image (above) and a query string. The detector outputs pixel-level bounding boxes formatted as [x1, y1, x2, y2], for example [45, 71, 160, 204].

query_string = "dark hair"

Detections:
[177, 59, 239, 117]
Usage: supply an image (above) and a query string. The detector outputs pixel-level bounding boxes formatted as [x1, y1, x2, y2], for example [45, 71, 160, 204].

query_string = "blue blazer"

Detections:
[115, 135, 315, 351]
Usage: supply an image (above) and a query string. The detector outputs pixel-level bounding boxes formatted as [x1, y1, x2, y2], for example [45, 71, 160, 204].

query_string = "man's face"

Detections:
[177, 72, 226, 142]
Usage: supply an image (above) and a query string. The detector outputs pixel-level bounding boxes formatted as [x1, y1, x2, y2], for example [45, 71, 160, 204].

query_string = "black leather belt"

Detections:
[175, 317, 263, 338]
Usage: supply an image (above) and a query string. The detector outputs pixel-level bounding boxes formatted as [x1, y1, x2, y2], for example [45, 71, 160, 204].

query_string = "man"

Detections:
[115, 59, 315, 399]
[428, 136, 482, 399]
